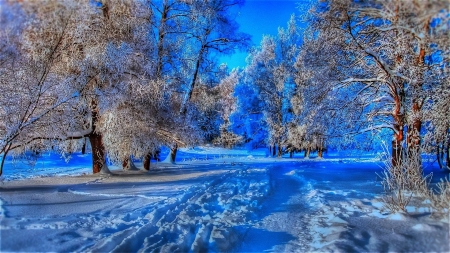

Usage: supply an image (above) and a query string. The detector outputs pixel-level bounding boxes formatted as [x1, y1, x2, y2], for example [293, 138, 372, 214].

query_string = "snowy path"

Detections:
[239, 164, 313, 252]
[1, 160, 449, 252]
[1, 166, 272, 252]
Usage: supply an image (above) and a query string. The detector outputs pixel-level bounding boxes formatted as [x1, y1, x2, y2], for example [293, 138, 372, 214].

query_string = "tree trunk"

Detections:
[289, 151, 293, 158]
[156, 0, 168, 78]
[143, 152, 151, 170]
[81, 138, 86, 154]
[277, 143, 282, 158]
[437, 144, 442, 169]
[89, 132, 106, 174]
[407, 102, 422, 154]
[89, 98, 106, 174]
[391, 88, 405, 167]
[446, 142, 450, 170]
[122, 157, 129, 169]
[407, 18, 430, 159]
[272, 145, 276, 157]
[180, 53, 202, 114]
[153, 149, 161, 162]
[0, 144, 11, 177]
[318, 147, 323, 158]
[305, 147, 311, 158]
[170, 143, 178, 163]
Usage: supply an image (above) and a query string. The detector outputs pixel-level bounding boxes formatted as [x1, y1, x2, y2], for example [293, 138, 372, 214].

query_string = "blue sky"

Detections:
[220, 0, 312, 69]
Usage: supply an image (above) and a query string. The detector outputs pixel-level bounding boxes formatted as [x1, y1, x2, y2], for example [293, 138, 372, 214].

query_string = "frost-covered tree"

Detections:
[289, 49, 331, 158]
[179, 0, 250, 114]
[422, 50, 450, 169]
[231, 71, 268, 150]
[0, 0, 251, 173]
[0, 0, 93, 174]
[134, 0, 250, 163]
[302, 0, 448, 164]
[423, 76, 450, 169]
[102, 0, 195, 167]
[0, 0, 153, 174]
[244, 15, 301, 157]
[213, 69, 243, 148]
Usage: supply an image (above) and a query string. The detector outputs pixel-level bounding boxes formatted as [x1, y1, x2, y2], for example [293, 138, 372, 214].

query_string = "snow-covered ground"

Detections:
[0, 146, 379, 181]
[0, 148, 448, 252]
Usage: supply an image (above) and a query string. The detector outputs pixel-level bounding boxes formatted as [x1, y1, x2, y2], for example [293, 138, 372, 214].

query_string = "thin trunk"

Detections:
[305, 147, 311, 158]
[318, 147, 323, 158]
[392, 129, 403, 167]
[170, 143, 178, 163]
[390, 4, 405, 167]
[153, 149, 161, 162]
[446, 142, 450, 170]
[392, 87, 405, 167]
[143, 152, 151, 170]
[407, 18, 430, 155]
[277, 142, 282, 158]
[122, 157, 129, 169]
[81, 138, 86, 155]
[289, 151, 293, 158]
[272, 145, 276, 157]
[407, 86, 423, 153]
[156, 0, 168, 78]
[437, 144, 442, 169]
[123, 156, 139, 171]
[0, 144, 11, 177]
[180, 50, 203, 114]
[269, 146, 272, 157]
[391, 92, 404, 168]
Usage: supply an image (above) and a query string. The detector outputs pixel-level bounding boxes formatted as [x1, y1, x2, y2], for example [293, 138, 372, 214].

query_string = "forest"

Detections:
[0, 0, 449, 252]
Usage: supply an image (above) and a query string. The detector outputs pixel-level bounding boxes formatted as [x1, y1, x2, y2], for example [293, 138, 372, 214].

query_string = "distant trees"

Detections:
[244, 16, 301, 157]
[213, 69, 243, 148]
[226, 0, 447, 163]
[231, 71, 268, 150]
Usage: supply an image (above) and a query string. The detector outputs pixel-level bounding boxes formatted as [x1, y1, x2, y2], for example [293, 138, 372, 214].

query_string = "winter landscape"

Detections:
[0, 0, 449, 252]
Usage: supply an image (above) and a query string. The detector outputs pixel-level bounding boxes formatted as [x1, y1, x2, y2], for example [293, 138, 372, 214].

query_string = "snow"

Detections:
[0, 149, 448, 252]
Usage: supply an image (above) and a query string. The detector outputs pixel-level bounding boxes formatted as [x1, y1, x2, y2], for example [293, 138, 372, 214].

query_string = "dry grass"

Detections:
[379, 147, 449, 214]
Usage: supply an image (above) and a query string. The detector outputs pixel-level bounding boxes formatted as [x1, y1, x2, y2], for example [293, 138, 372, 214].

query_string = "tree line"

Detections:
[0, 0, 448, 176]
[227, 0, 449, 168]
